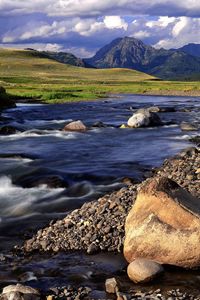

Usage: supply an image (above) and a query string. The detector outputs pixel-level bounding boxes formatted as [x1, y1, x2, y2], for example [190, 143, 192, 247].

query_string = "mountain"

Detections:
[85, 37, 200, 80]
[41, 51, 93, 68]
[25, 48, 93, 68]
[177, 43, 200, 58]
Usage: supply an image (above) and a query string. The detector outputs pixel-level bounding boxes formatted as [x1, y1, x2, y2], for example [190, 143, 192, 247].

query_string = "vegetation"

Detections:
[0, 48, 200, 104]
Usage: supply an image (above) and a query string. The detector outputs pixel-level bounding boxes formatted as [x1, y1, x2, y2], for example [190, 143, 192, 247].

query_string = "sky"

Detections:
[0, 0, 200, 57]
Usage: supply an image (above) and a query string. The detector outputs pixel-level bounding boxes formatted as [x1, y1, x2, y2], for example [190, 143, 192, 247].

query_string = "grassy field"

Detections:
[0, 48, 200, 103]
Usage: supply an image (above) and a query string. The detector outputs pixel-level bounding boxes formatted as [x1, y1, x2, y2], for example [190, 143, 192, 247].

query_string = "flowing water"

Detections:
[0, 94, 199, 296]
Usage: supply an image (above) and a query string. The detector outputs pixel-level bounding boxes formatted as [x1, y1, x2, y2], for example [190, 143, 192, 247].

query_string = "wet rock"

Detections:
[27, 175, 67, 189]
[127, 259, 164, 283]
[0, 126, 18, 135]
[0, 284, 40, 300]
[189, 136, 200, 145]
[127, 109, 162, 128]
[92, 121, 108, 128]
[63, 120, 87, 132]
[0, 86, 16, 110]
[105, 278, 118, 294]
[124, 176, 200, 268]
[180, 122, 198, 131]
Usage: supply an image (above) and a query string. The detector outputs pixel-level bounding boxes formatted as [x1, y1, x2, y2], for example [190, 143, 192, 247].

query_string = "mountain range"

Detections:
[29, 38, 200, 80]
[84, 37, 200, 80]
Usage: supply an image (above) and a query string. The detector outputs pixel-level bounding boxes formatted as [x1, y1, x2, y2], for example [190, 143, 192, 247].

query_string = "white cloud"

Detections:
[146, 17, 176, 28]
[0, 0, 200, 17]
[104, 16, 128, 30]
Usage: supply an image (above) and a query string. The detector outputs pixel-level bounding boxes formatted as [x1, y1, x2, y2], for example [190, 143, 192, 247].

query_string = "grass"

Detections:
[0, 48, 200, 103]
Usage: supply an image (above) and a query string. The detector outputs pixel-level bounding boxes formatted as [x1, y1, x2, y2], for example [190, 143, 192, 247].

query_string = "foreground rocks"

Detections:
[0, 284, 40, 300]
[127, 259, 164, 283]
[24, 147, 199, 254]
[124, 176, 200, 268]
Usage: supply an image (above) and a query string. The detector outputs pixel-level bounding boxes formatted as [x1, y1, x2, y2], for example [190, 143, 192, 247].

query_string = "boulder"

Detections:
[127, 109, 161, 128]
[0, 284, 40, 300]
[124, 177, 200, 268]
[63, 120, 87, 132]
[180, 122, 198, 131]
[127, 259, 164, 283]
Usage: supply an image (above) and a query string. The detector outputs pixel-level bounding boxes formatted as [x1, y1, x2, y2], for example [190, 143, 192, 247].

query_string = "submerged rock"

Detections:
[0, 125, 18, 135]
[63, 120, 87, 132]
[127, 109, 162, 128]
[127, 259, 164, 283]
[124, 176, 200, 268]
[180, 122, 198, 131]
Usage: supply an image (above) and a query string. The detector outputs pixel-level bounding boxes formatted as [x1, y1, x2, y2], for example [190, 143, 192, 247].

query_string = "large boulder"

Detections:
[127, 109, 161, 128]
[124, 177, 200, 268]
[63, 120, 87, 132]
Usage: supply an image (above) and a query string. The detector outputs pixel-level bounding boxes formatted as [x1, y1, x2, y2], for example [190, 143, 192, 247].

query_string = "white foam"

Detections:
[0, 130, 78, 141]
[0, 176, 65, 217]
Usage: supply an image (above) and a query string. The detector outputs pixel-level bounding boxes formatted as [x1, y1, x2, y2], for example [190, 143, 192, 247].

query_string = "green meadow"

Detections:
[0, 48, 200, 103]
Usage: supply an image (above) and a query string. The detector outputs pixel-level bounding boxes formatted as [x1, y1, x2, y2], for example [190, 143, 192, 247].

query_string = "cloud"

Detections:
[0, 0, 200, 18]
[104, 16, 128, 30]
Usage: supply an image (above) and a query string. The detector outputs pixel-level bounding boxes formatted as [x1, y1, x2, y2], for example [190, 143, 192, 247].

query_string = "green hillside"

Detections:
[0, 48, 199, 102]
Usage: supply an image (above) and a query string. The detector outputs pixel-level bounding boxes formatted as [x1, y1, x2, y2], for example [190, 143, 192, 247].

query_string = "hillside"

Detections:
[177, 43, 200, 58]
[85, 37, 200, 80]
[0, 48, 160, 102]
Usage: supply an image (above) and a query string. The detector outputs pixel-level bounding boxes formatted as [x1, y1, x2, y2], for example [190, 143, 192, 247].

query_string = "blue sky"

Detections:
[0, 0, 199, 57]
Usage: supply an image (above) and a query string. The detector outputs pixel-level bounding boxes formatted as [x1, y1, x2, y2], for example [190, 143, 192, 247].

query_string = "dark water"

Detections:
[0, 94, 199, 296]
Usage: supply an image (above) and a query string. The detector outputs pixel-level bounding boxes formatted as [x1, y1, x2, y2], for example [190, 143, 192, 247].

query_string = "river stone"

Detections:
[63, 120, 87, 132]
[127, 109, 161, 128]
[124, 176, 200, 268]
[1, 284, 40, 300]
[105, 278, 118, 294]
[127, 259, 164, 283]
[0, 126, 18, 135]
[180, 122, 198, 131]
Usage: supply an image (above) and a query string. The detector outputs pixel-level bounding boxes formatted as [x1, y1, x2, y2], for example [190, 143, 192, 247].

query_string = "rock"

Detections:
[120, 124, 129, 129]
[1, 284, 40, 300]
[124, 176, 200, 268]
[92, 121, 107, 128]
[127, 109, 162, 128]
[63, 120, 87, 132]
[0, 86, 16, 110]
[105, 278, 118, 294]
[0, 126, 18, 135]
[127, 259, 164, 283]
[180, 122, 198, 131]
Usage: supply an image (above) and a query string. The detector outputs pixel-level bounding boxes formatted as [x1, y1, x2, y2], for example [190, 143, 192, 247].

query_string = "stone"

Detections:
[124, 177, 200, 268]
[127, 109, 161, 128]
[180, 122, 198, 131]
[0, 86, 16, 110]
[0, 126, 18, 135]
[63, 120, 87, 132]
[1, 284, 40, 300]
[127, 259, 164, 283]
[105, 278, 118, 294]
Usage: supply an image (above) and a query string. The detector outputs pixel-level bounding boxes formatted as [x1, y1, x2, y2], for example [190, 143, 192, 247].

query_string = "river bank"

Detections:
[0, 94, 199, 299]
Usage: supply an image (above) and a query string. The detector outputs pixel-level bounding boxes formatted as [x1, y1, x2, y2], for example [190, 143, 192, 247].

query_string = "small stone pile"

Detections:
[155, 147, 200, 198]
[24, 147, 199, 254]
[24, 185, 138, 253]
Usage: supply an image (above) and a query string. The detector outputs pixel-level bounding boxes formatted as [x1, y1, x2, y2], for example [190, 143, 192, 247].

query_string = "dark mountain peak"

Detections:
[85, 36, 200, 80]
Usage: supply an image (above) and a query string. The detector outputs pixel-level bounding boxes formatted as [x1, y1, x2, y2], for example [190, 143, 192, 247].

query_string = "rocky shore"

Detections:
[24, 146, 200, 254]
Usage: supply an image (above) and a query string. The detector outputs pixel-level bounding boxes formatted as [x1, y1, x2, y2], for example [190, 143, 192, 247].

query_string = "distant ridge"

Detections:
[85, 37, 200, 80]
[176, 43, 200, 58]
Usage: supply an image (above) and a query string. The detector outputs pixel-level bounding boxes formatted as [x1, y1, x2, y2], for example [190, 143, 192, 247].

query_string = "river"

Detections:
[0, 94, 199, 297]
